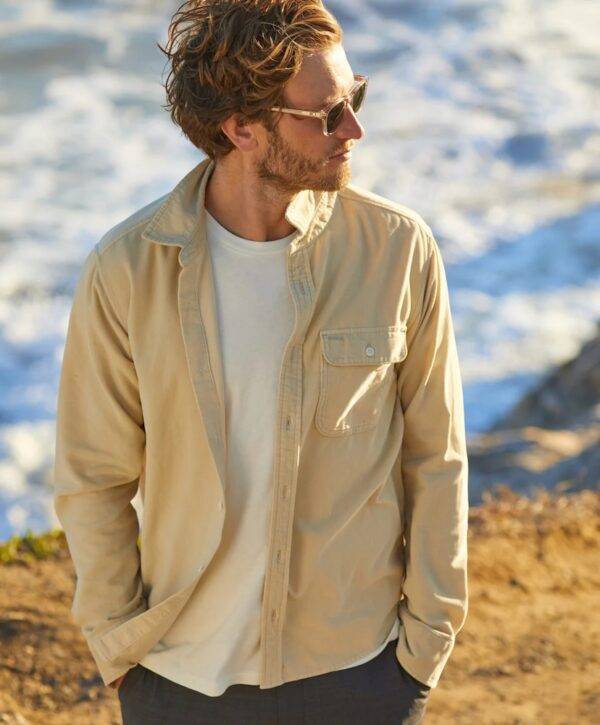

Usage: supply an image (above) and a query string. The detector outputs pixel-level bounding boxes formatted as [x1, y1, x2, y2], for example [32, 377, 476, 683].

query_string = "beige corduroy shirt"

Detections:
[52, 156, 469, 691]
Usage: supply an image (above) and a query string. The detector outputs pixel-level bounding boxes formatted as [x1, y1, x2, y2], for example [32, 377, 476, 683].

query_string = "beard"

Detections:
[255, 123, 352, 195]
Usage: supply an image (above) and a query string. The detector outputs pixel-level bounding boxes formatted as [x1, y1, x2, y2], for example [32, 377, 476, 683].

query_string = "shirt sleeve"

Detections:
[52, 244, 147, 685]
[394, 231, 469, 688]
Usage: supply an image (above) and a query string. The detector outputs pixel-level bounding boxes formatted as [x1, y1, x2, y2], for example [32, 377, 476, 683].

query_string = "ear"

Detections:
[220, 113, 259, 152]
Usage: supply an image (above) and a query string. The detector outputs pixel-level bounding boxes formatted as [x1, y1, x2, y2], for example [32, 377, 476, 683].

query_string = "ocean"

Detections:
[0, 0, 598, 537]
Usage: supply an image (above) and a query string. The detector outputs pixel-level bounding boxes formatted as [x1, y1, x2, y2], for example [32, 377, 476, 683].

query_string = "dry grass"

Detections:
[0, 487, 598, 724]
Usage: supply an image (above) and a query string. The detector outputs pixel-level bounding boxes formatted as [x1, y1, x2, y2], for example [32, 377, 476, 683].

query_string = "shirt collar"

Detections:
[141, 156, 338, 262]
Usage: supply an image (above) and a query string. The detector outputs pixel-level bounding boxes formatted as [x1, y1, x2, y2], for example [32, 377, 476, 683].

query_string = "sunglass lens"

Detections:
[326, 100, 345, 134]
[326, 82, 367, 134]
[352, 82, 366, 113]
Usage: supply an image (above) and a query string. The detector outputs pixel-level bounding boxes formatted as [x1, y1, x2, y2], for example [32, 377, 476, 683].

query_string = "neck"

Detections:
[204, 155, 298, 242]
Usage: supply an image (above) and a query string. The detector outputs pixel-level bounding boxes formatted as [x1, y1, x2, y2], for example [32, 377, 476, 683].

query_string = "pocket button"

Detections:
[365, 345, 375, 356]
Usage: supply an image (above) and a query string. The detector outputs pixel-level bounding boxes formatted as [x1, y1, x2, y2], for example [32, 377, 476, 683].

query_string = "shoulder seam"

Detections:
[96, 215, 152, 257]
[337, 187, 432, 230]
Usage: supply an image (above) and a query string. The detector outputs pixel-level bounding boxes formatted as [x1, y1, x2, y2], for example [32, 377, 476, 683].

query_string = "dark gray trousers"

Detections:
[118, 638, 431, 724]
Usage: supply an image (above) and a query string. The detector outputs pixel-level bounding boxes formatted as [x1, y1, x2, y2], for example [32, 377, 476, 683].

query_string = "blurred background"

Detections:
[0, 0, 598, 539]
[0, 2, 599, 723]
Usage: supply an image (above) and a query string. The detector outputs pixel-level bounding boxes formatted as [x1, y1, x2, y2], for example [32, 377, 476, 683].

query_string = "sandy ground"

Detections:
[0, 486, 598, 724]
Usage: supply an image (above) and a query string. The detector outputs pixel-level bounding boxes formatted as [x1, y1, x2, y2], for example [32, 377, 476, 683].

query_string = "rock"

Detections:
[490, 321, 600, 430]
[468, 323, 600, 504]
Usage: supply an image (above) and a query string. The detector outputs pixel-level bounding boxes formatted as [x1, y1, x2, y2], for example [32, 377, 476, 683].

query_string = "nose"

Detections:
[334, 101, 365, 141]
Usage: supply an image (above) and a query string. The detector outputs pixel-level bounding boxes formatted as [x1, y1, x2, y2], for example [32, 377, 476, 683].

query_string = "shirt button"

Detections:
[365, 345, 375, 356]
[218, 501, 224, 510]
[271, 608, 278, 623]
[276, 549, 283, 563]
[285, 416, 292, 431]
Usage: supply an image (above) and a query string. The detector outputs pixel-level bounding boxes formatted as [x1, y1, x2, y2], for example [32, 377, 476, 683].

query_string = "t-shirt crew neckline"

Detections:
[205, 209, 297, 255]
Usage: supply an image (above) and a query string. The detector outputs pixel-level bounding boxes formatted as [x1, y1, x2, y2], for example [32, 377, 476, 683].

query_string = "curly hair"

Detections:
[157, 0, 343, 160]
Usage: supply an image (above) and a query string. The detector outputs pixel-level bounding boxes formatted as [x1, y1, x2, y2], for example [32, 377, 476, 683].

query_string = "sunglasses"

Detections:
[269, 74, 369, 136]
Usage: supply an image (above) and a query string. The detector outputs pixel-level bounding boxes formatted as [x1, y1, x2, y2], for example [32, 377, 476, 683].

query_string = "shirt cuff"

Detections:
[395, 603, 456, 688]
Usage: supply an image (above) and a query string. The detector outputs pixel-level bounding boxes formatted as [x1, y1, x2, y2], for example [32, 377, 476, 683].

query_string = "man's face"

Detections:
[254, 43, 365, 194]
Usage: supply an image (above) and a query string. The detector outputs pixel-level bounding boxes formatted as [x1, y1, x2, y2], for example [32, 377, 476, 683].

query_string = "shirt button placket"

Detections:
[262, 250, 307, 687]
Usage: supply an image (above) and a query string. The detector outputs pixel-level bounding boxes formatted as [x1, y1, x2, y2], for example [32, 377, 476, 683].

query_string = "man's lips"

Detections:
[330, 148, 352, 158]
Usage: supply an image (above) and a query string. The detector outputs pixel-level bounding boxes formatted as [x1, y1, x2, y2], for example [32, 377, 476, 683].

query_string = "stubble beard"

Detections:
[255, 124, 352, 196]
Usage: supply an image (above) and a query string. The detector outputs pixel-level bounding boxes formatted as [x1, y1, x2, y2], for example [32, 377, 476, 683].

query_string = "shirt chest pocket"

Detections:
[315, 324, 408, 437]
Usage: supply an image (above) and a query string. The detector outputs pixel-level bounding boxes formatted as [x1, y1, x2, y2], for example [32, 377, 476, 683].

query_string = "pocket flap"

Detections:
[320, 324, 408, 365]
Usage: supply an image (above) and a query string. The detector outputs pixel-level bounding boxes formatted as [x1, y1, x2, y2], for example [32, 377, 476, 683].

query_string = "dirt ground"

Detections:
[0, 486, 598, 724]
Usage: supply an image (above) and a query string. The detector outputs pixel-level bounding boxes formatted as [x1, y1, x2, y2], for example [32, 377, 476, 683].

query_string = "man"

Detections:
[53, 1, 469, 723]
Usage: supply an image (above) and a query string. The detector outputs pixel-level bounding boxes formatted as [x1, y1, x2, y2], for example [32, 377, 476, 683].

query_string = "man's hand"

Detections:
[109, 673, 127, 690]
